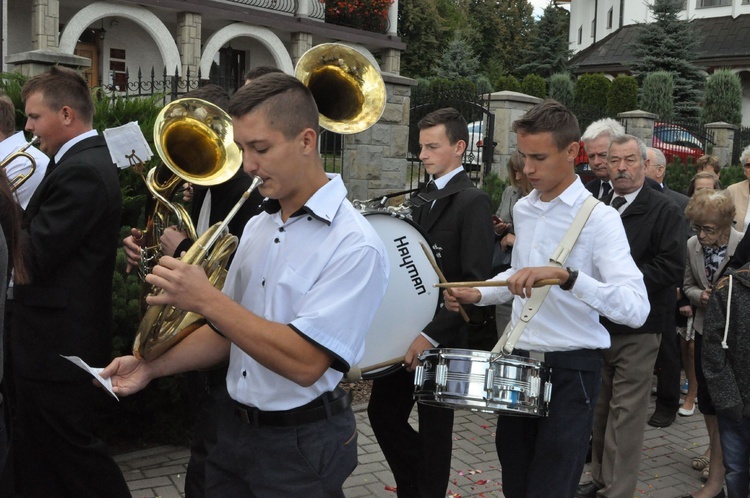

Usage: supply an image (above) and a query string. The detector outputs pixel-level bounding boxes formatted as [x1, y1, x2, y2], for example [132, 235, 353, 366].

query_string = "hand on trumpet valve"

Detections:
[145, 256, 218, 315]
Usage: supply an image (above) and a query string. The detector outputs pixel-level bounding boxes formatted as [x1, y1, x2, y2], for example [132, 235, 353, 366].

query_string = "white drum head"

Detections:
[355, 212, 440, 378]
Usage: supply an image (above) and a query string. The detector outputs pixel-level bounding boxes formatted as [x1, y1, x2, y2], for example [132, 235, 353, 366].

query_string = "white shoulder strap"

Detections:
[493, 196, 600, 354]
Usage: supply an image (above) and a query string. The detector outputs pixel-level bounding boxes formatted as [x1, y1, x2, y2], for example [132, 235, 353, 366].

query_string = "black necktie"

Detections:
[600, 182, 611, 199]
[424, 180, 437, 194]
[42, 157, 56, 180]
[611, 195, 627, 211]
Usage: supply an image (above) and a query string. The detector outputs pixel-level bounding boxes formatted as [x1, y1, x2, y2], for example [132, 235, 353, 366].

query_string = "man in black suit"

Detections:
[577, 135, 685, 498]
[10, 66, 129, 496]
[367, 108, 495, 497]
[645, 146, 690, 428]
[582, 118, 625, 200]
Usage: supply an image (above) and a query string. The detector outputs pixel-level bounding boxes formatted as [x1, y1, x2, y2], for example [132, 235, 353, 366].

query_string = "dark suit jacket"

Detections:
[584, 178, 608, 199]
[601, 186, 686, 335]
[174, 170, 263, 256]
[12, 135, 122, 381]
[662, 183, 690, 234]
[412, 171, 494, 347]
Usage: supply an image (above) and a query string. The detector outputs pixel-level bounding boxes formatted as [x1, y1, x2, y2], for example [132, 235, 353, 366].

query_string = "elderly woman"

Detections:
[492, 150, 531, 334]
[727, 145, 750, 231]
[680, 189, 745, 498]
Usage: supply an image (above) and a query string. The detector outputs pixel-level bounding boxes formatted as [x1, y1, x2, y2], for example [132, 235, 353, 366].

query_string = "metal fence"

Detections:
[733, 126, 750, 165]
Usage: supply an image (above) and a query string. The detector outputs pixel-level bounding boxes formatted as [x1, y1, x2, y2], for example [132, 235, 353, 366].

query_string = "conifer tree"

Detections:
[517, 4, 573, 78]
[640, 71, 675, 122]
[606, 75, 638, 117]
[701, 69, 742, 127]
[628, 0, 704, 120]
[549, 72, 575, 109]
[435, 36, 481, 80]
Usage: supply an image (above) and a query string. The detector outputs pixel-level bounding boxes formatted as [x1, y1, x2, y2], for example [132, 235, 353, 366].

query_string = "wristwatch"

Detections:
[560, 267, 579, 291]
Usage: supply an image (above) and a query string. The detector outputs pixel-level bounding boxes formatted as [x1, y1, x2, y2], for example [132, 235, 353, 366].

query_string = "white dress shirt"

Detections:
[478, 177, 649, 352]
[223, 174, 389, 410]
[0, 131, 49, 208]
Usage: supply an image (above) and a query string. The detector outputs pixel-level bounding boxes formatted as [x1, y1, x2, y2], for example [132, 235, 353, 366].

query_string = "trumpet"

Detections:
[0, 136, 38, 191]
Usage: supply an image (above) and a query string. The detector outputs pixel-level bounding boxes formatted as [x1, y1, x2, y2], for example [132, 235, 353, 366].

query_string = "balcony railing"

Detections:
[224, 0, 298, 16]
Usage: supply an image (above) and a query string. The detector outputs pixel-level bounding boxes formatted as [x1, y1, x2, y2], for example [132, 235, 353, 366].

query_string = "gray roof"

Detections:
[569, 14, 750, 74]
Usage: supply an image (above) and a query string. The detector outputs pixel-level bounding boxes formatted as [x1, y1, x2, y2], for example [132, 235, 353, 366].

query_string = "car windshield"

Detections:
[655, 127, 703, 149]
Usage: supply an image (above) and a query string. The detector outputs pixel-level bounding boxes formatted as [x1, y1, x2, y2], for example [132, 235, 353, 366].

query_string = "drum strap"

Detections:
[493, 196, 600, 355]
[406, 182, 473, 209]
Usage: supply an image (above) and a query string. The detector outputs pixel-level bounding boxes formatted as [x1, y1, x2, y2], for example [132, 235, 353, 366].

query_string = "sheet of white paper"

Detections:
[61, 355, 119, 401]
[102, 121, 153, 169]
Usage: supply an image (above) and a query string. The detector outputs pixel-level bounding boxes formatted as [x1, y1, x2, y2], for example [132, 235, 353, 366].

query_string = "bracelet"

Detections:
[560, 267, 579, 291]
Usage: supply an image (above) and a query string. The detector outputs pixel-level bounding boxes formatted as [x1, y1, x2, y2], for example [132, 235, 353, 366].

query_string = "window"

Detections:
[578, 26, 583, 44]
[607, 7, 613, 29]
[697, 0, 731, 6]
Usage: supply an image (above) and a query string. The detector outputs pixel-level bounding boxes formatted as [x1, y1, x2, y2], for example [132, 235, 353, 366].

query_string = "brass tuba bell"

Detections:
[295, 43, 386, 134]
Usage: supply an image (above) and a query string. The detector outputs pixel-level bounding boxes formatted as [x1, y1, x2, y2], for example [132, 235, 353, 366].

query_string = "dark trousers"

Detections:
[496, 365, 601, 498]
[653, 329, 681, 415]
[184, 367, 230, 498]
[12, 377, 130, 498]
[205, 400, 357, 497]
[368, 367, 454, 498]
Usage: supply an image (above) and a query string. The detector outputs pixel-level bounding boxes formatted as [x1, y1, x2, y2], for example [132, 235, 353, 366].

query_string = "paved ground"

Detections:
[117, 390, 716, 498]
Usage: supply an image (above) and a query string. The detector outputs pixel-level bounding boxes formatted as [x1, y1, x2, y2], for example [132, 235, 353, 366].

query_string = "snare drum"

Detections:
[348, 212, 440, 379]
[414, 348, 552, 416]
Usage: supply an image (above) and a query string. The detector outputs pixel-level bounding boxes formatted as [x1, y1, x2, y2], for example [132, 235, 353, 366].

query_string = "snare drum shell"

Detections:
[414, 348, 550, 416]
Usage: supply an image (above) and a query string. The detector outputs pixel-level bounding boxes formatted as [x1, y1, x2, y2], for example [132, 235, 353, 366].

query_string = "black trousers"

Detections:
[368, 367, 454, 498]
[12, 376, 130, 498]
[653, 330, 681, 414]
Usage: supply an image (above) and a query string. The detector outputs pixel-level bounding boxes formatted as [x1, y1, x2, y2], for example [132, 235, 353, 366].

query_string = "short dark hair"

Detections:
[244, 66, 284, 82]
[184, 84, 230, 112]
[21, 66, 94, 124]
[0, 93, 15, 137]
[418, 108, 469, 146]
[512, 100, 580, 151]
[228, 73, 318, 140]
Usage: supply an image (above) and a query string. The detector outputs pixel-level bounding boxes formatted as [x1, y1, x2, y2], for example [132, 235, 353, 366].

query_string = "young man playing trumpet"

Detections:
[102, 73, 389, 496]
[445, 100, 649, 498]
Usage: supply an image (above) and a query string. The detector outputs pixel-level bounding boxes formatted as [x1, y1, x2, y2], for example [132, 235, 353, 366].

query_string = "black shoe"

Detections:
[648, 410, 676, 428]
[575, 481, 601, 498]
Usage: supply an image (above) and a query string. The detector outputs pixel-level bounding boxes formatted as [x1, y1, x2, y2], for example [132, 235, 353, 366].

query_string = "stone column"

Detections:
[296, 0, 311, 18]
[290, 33, 313, 66]
[487, 91, 542, 179]
[32, 0, 59, 50]
[705, 122, 737, 168]
[177, 12, 201, 80]
[6, 51, 90, 78]
[380, 48, 401, 75]
[343, 73, 416, 202]
[617, 110, 658, 147]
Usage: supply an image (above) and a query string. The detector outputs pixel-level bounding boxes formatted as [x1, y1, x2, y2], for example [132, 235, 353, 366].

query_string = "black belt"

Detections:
[235, 389, 352, 427]
[518, 348, 603, 372]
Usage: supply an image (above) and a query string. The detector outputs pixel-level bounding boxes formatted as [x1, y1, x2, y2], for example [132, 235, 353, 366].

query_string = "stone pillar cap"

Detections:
[6, 49, 91, 68]
[617, 109, 658, 119]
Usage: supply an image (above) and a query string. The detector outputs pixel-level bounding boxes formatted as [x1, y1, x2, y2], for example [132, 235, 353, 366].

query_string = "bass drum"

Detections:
[350, 211, 440, 379]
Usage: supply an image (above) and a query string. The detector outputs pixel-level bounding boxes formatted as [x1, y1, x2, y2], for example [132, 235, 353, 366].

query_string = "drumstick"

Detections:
[419, 241, 470, 323]
[436, 279, 561, 288]
[359, 357, 405, 374]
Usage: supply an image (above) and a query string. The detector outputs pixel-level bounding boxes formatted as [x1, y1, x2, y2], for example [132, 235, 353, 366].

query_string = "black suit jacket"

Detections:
[12, 135, 122, 381]
[174, 170, 263, 256]
[601, 186, 686, 335]
[584, 178, 608, 199]
[412, 171, 494, 347]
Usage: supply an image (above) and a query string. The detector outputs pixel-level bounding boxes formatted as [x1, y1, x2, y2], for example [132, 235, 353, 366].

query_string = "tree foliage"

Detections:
[494, 75, 522, 92]
[606, 74, 638, 117]
[640, 71, 674, 121]
[548, 72, 575, 109]
[517, 4, 573, 78]
[398, 0, 450, 78]
[522, 74, 546, 98]
[628, 0, 704, 120]
[573, 73, 612, 131]
[701, 69, 742, 127]
[434, 35, 481, 79]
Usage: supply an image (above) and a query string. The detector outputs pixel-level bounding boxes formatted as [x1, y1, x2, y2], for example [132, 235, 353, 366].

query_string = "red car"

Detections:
[574, 122, 705, 169]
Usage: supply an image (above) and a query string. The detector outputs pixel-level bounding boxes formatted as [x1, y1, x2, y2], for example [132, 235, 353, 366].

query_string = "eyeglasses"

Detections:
[744, 163, 750, 168]
[691, 224, 718, 235]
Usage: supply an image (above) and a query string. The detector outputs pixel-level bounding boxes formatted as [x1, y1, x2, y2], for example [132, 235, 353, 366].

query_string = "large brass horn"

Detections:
[133, 97, 248, 360]
[295, 43, 386, 134]
[0, 136, 38, 192]
[137, 98, 242, 279]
